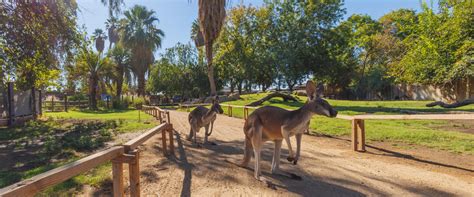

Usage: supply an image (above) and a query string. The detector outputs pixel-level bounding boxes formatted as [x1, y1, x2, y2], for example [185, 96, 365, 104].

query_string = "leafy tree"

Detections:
[148, 43, 210, 98]
[0, 0, 80, 90]
[121, 5, 164, 96]
[389, 1, 473, 100]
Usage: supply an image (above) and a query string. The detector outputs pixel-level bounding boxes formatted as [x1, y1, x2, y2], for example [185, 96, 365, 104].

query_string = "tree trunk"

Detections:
[247, 92, 298, 106]
[89, 75, 98, 110]
[238, 81, 242, 95]
[137, 73, 146, 97]
[426, 99, 474, 108]
[206, 42, 217, 96]
[116, 66, 124, 100]
[357, 50, 371, 100]
[466, 77, 471, 99]
[230, 81, 235, 93]
[286, 80, 294, 93]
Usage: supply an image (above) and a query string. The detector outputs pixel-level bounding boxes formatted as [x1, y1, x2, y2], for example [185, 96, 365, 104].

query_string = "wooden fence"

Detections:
[42, 98, 89, 112]
[215, 104, 474, 152]
[0, 106, 174, 197]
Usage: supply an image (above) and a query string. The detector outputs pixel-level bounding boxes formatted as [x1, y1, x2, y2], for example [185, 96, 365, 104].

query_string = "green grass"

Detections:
[44, 109, 156, 132]
[1, 109, 159, 195]
[186, 92, 474, 154]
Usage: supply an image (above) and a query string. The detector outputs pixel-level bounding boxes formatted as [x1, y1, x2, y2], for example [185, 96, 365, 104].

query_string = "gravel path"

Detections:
[115, 110, 474, 196]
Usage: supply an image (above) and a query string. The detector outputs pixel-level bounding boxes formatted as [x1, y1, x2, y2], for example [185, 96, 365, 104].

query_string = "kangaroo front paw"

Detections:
[287, 156, 295, 162]
[293, 159, 298, 165]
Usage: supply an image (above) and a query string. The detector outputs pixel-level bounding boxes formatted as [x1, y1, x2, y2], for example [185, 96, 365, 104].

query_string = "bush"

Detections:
[68, 94, 88, 101]
[131, 96, 146, 109]
[113, 97, 130, 109]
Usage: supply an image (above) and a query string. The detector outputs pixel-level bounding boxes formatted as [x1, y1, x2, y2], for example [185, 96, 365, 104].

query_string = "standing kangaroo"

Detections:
[240, 81, 338, 181]
[188, 96, 224, 145]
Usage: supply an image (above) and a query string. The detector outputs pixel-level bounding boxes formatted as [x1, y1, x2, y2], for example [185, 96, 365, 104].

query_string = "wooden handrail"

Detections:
[0, 146, 124, 197]
[352, 114, 474, 120]
[0, 109, 175, 197]
[124, 123, 168, 152]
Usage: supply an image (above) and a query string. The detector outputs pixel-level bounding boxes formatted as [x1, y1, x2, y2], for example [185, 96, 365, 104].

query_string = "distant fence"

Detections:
[0, 107, 175, 197]
[0, 82, 41, 127]
[42, 97, 88, 112]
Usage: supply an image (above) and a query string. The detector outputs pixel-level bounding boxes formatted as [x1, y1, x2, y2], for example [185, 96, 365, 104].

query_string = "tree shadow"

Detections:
[310, 134, 474, 173]
[165, 131, 193, 197]
[365, 144, 474, 173]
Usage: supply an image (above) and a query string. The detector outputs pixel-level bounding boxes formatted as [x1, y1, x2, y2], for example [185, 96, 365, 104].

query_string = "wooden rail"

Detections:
[219, 104, 259, 120]
[214, 104, 474, 152]
[344, 113, 474, 152]
[178, 103, 209, 112]
[0, 108, 175, 197]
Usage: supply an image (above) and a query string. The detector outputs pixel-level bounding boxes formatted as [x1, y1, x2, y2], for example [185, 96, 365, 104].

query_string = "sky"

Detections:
[76, 0, 437, 55]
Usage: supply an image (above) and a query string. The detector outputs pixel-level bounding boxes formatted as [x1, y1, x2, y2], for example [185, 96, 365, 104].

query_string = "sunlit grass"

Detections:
[181, 92, 474, 154]
[44, 109, 156, 132]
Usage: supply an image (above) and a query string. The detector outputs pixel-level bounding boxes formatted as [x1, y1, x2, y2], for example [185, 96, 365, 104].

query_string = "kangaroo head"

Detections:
[305, 81, 338, 118]
[210, 96, 224, 114]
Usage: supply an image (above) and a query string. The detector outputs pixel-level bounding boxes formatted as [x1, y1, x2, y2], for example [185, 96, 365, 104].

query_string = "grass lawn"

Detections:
[0, 109, 159, 195]
[44, 109, 156, 132]
[182, 93, 474, 154]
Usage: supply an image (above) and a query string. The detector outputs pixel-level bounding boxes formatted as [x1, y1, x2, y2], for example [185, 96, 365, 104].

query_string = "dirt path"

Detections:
[112, 110, 474, 196]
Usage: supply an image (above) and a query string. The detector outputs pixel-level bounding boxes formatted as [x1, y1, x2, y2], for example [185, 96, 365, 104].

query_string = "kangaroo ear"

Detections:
[306, 81, 317, 100]
[316, 83, 324, 98]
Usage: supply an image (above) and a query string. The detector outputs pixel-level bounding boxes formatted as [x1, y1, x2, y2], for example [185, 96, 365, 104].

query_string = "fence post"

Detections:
[64, 94, 68, 112]
[7, 82, 14, 126]
[351, 119, 358, 151]
[112, 160, 124, 197]
[357, 120, 366, 152]
[129, 150, 140, 197]
[166, 111, 170, 123]
[158, 111, 162, 123]
[168, 124, 174, 155]
[161, 129, 168, 156]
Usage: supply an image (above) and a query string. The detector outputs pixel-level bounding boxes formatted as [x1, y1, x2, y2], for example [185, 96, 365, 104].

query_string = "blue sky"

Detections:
[77, 0, 436, 55]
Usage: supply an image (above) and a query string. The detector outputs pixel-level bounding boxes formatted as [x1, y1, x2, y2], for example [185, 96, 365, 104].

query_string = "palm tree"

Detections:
[92, 29, 107, 54]
[101, 0, 124, 18]
[77, 47, 112, 110]
[108, 44, 131, 100]
[198, 0, 226, 96]
[121, 5, 164, 96]
[191, 19, 204, 47]
[106, 17, 119, 50]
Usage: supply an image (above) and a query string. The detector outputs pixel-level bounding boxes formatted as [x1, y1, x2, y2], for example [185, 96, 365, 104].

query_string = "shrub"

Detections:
[113, 97, 130, 109]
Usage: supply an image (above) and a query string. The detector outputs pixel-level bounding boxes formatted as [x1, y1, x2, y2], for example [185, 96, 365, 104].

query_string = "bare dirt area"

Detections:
[88, 110, 474, 196]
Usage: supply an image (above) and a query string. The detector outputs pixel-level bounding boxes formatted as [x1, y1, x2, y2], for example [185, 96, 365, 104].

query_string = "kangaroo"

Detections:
[187, 96, 224, 145]
[240, 81, 338, 181]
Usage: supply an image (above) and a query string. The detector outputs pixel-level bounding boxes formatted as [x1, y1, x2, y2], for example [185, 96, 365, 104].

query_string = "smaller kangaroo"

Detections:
[187, 96, 224, 145]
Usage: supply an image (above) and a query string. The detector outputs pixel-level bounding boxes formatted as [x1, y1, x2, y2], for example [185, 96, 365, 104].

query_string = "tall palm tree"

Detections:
[108, 44, 131, 100]
[92, 29, 107, 54]
[121, 5, 164, 96]
[106, 17, 119, 50]
[77, 47, 112, 110]
[198, 0, 226, 96]
[100, 0, 124, 18]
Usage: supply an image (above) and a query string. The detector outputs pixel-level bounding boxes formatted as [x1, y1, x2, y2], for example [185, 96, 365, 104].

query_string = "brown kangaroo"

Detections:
[240, 81, 338, 181]
[187, 96, 224, 145]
